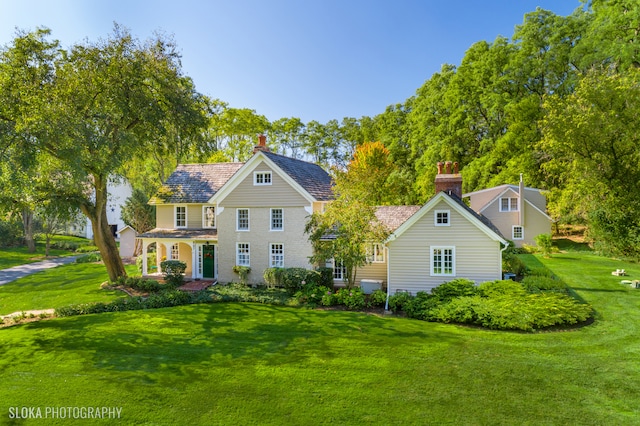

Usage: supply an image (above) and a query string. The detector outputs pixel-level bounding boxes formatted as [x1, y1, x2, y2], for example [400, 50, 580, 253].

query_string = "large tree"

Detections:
[0, 27, 206, 281]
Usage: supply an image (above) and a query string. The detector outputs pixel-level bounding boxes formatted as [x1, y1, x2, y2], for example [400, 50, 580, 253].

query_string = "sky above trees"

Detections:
[0, 0, 581, 123]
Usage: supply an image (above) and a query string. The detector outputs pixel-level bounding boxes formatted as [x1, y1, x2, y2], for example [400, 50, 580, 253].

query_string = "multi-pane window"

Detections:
[254, 171, 272, 185]
[330, 259, 347, 281]
[171, 243, 180, 260]
[175, 206, 187, 228]
[203, 206, 215, 228]
[512, 226, 524, 240]
[500, 197, 518, 212]
[431, 247, 455, 276]
[270, 208, 283, 231]
[236, 243, 250, 266]
[237, 208, 249, 231]
[434, 210, 450, 226]
[367, 243, 385, 263]
[269, 243, 284, 267]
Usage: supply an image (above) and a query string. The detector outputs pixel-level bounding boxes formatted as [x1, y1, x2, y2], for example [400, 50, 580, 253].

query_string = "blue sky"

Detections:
[0, 0, 582, 123]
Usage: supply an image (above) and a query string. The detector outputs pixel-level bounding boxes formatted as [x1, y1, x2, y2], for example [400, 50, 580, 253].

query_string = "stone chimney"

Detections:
[253, 134, 270, 153]
[434, 161, 462, 198]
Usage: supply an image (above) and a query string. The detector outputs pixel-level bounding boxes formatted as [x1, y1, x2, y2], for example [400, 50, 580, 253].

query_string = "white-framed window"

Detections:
[254, 171, 272, 185]
[500, 197, 518, 212]
[175, 206, 187, 228]
[203, 206, 216, 228]
[327, 259, 347, 281]
[236, 208, 249, 231]
[197, 245, 203, 276]
[366, 243, 385, 263]
[269, 243, 284, 267]
[171, 243, 180, 260]
[434, 210, 450, 226]
[236, 243, 250, 266]
[431, 246, 455, 276]
[270, 208, 283, 231]
[512, 225, 524, 240]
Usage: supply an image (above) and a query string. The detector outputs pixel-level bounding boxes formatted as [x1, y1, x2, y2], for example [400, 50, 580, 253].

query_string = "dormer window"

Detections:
[254, 171, 272, 185]
[175, 206, 187, 228]
[434, 210, 450, 226]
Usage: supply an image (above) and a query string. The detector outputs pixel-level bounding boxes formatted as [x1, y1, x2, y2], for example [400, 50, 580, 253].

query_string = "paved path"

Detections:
[0, 256, 79, 286]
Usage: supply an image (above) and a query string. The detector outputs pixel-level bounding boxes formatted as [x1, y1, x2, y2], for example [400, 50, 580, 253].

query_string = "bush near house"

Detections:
[160, 260, 187, 287]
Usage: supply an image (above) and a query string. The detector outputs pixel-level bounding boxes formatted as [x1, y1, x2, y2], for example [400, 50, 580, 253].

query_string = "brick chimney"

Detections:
[253, 134, 270, 153]
[434, 161, 462, 198]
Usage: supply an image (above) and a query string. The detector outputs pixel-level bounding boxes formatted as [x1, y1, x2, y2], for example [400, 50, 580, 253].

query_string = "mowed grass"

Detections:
[1, 251, 640, 424]
[0, 236, 92, 269]
[0, 263, 135, 315]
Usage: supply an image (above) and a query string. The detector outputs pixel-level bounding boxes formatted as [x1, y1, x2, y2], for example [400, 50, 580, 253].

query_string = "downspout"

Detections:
[500, 241, 509, 279]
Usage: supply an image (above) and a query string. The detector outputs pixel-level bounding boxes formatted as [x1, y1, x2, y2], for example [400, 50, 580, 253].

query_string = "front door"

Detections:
[203, 245, 215, 279]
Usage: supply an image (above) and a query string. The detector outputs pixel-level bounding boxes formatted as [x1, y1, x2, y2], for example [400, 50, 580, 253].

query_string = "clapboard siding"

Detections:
[388, 199, 502, 295]
[221, 162, 308, 207]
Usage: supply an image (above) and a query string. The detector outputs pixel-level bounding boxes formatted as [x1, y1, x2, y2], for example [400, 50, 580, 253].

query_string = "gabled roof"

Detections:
[211, 150, 333, 204]
[375, 205, 421, 232]
[387, 191, 507, 244]
[462, 184, 544, 198]
[149, 163, 244, 204]
[261, 151, 333, 201]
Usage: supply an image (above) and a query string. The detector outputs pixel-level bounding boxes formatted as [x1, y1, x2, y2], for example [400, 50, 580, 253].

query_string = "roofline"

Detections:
[209, 151, 318, 205]
[386, 191, 507, 245]
[463, 184, 544, 198]
[477, 187, 518, 214]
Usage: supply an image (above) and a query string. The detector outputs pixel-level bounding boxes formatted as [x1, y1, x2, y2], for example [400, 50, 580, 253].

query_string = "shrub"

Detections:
[315, 267, 334, 288]
[263, 267, 285, 288]
[403, 291, 441, 320]
[477, 280, 526, 298]
[335, 287, 366, 310]
[75, 245, 100, 253]
[321, 289, 337, 306]
[113, 276, 163, 293]
[367, 289, 387, 308]
[295, 283, 330, 307]
[160, 260, 187, 287]
[210, 283, 291, 305]
[281, 268, 321, 294]
[0, 218, 23, 247]
[232, 265, 251, 285]
[388, 291, 413, 313]
[521, 276, 567, 294]
[431, 279, 477, 301]
[502, 252, 528, 276]
[535, 233, 553, 257]
[75, 253, 102, 263]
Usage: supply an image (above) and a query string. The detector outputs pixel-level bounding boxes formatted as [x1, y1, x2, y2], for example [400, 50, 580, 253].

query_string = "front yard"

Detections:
[1, 250, 640, 424]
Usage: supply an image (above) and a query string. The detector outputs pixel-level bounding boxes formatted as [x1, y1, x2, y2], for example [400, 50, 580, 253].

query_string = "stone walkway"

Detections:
[0, 256, 79, 286]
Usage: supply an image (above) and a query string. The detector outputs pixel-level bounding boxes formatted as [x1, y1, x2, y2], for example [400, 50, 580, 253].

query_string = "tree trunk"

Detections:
[81, 175, 127, 282]
[22, 208, 36, 253]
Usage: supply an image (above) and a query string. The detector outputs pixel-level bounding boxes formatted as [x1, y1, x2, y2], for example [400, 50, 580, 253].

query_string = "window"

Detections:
[175, 206, 187, 228]
[328, 259, 347, 281]
[254, 171, 272, 185]
[203, 206, 216, 228]
[366, 243, 385, 263]
[236, 243, 250, 266]
[270, 208, 283, 231]
[236, 208, 249, 231]
[512, 226, 524, 240]
[431, 246, 455, 276]
[434, 210, 450, 226]
[171, 243, 180, 260]
[500, 197, 518, 212]
[269, 243, 284, 267]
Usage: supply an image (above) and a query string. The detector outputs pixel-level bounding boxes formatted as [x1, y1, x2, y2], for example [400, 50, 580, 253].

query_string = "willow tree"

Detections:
[0, 27, 206, 281]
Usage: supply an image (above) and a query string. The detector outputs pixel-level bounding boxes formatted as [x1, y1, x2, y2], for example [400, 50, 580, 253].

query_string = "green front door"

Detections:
[203, 245, 215, 279]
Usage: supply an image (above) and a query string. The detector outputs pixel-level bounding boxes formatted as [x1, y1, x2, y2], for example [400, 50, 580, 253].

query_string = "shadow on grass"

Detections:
[11, 303, 460, 385]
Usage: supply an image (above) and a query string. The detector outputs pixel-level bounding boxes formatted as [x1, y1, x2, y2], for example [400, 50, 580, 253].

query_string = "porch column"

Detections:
[142, 240, 149, 276]
[192, 242, 198, 279]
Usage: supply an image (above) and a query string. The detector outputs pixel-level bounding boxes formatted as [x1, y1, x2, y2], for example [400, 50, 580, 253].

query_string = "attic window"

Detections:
[434, 210, 450, 226]
[500, 197, 518, 212]
[254, 171, 272, 186]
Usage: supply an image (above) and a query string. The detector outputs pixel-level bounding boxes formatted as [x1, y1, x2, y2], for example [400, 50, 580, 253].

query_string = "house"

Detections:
[117, 226, 137, 258]
[355, 161, 508, 296]
[463, 175, 552, 247]
[138, 135, 333, 283]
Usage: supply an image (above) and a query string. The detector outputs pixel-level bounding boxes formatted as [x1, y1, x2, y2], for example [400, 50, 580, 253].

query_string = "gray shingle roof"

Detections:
[446, 192, 506, 240]
[262, 151, 334, 201]
[138, 228, 218, 240]
[375, 205, 422, 232]
[149, 163, 244, 204]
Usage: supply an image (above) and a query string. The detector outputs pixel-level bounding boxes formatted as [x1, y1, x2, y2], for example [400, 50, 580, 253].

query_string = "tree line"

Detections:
[1, 0, 639, 282]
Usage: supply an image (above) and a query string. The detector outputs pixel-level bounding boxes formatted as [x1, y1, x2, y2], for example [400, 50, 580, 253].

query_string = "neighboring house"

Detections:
[463, 175, 552, 247]
[355, 162, 508, 295]
[65, 178, 133, 241]
[138, 135, 333, 282]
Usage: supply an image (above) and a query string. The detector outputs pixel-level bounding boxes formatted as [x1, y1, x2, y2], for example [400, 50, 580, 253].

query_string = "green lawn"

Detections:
[1, 252, 640, 424]
[0, 235, 92, 269]
[0, 263, 136, 315]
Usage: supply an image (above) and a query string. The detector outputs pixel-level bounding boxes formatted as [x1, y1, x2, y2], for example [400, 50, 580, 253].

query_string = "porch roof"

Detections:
[138, 228, 218, 240]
